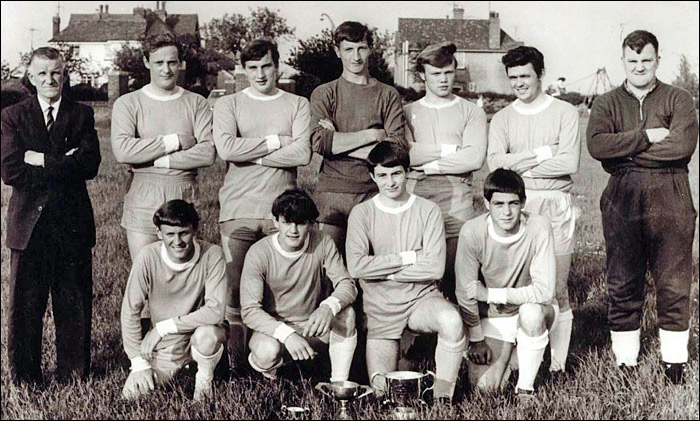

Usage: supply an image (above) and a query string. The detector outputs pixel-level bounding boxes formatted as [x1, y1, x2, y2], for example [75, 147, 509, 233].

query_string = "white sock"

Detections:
[659, 328, 689, 364]
[191, 344, 224, 384]
[329, 331, 357, 382]
[434, 336, 467, 399]
[516, 329, 548, 391]
[549, 309, 573, 372]
[610, 329, 640, 366]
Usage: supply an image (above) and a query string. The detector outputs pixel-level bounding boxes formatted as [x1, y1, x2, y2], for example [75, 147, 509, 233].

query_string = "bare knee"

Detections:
[331, 306, 357, 337]
[518, 304, 547, 336]
[436, 306, 464, 342]
[250, 336, 283, 369]
[191, 325, 226, 355]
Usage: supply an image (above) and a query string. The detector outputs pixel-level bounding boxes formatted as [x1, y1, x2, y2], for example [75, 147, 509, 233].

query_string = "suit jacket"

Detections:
[1, 95, 101, 250]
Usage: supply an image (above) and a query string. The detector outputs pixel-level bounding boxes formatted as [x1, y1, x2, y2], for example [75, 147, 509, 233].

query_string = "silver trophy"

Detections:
[315, 380, 373, 420]
[280, 405, 310, 420]
[371, 371, 436, 419]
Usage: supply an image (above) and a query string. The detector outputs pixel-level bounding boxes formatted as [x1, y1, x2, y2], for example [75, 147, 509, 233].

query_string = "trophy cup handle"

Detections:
[421, 371, 437, 401]
[356, 385, 374, 400]
[370, 372, 386, 392]
[315, 382, 332, 398]
[281, 405, 288, 411]
[304, 408, 310, 415]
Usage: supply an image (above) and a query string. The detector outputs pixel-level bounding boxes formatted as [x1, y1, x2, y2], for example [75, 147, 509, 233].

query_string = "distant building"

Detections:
[394, 5, 522, 94]
[49, 1, 199, 87]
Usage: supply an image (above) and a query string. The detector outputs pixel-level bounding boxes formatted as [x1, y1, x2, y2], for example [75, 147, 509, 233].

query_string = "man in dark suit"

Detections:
[1, 47, 101, 383]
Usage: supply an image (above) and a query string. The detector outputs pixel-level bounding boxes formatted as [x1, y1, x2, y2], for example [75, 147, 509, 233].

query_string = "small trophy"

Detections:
[280, 405, 310, 420]
[315, 380, 373, 420]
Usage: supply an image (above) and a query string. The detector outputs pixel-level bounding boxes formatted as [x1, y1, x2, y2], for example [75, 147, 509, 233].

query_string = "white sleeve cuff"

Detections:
[264, 134, 281, 151]
[163, 134, 180, 153]
[521, 170, 533, 178]
[533, 145, 553, 163]
[422, 160, 441, 175]
[320, 297, 342, 317]
[254, 157, 264, 165]
[155, 318, 178, 337]
[399, 250, 417, 266]
[387, 274, 396, 280]
[440, 144, 458, 158]
[130, 357, 152, 373]
[487, 288, 508, 304]
[469, 324, 485, 342]
[273, 323, 296, 344]
[153, 155, 170, 169]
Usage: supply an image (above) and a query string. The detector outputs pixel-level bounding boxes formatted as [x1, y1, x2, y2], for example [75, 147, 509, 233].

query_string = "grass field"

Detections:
[1, 108, 699, 419]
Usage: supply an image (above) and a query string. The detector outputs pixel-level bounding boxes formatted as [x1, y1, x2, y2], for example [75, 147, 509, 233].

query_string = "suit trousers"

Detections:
[7, 213, 93, 382]
[600, 167, 696, 332]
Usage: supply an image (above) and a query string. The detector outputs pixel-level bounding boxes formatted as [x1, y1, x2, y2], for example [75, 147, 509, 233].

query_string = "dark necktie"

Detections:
[46, 106, 55, 132]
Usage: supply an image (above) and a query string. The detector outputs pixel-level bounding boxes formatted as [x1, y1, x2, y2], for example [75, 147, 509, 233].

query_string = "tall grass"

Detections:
[1, 109, 698, 419]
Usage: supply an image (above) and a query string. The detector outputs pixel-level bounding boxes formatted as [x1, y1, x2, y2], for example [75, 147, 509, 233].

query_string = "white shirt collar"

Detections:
[37, 95, 61, 121]
[512, 94, 554, 115]
[418, 96, 460, 110]
[487, 215, 526, 244]
[242, 87, 284, 101]
[160, 240, 201, 271]
[141, 84, 184, 101]
[372, 194, 416, 214]
[271, 233, 309, 259]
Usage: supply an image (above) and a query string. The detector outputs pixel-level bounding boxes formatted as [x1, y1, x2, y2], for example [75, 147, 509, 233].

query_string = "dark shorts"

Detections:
[313, 191, 376, 226]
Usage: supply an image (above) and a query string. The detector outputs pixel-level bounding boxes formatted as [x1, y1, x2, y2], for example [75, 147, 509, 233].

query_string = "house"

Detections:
[394, 5, 522, 94]
[49, 1, 199, 87]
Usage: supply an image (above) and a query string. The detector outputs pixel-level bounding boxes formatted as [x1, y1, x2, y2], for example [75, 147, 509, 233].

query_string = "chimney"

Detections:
[489, 11, 500, 49]
[105, 4, 109, 14]
[99, 5, 103, 18]
[453, 4, 465, 20]
[52, 14, 61, 38]
[155, 0, 167, 20]
[156, 1, 160, 10]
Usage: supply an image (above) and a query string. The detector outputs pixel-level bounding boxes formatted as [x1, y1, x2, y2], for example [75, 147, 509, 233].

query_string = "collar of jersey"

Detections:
[141, 85, 184, 101]
[160, 240, 201, 271]
[512, 94, 553, 115]
[487, 216, 526, 244]
[272, 233, 309, 258]
[242, 87, 284, 101]
[419, 96, 460, 110]
[372, 193, 416, 214]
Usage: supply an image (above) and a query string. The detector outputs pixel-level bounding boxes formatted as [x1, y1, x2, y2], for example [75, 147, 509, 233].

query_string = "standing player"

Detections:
[213, 39, 311, 363]
[346, 142, 466, 402]
[487, 46, 580, 375]
[240, 190, 357, 382]
[111, 33, 215, 261]
[587, 30, 698, 384]
[405, 42, 487, 303]
[121, 200, 227, 401]
[456, 169, 557, 399]
[310, 21, 407, 253]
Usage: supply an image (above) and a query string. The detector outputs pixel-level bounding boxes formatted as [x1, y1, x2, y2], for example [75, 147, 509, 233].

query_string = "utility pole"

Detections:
[28, 27, 38, 51]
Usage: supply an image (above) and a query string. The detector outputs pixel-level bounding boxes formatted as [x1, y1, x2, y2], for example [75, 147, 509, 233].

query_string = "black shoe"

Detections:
[664, 363, 686, 385]
[514, 388, 536, 406]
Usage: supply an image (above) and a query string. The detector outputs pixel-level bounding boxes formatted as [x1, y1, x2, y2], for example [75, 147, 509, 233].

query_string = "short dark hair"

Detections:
[501, 46, 545, 78]
[271, 189, 319, 224]
[153, 199, 199, 229]
[483, 169, 526, 202]
[622, 30, 659, 55]
[334, 21, 373, 48]
[241, 39, 280, 68]
[367, 141, 410, 173]
[415, 42, 457, 73]
[28, 47, 63, 66]
[142, 33, 183, 60]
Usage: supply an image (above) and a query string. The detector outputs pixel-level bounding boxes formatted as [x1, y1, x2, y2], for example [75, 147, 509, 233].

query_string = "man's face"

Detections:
[157, 224, 196, 263]
[506, 62, 543, 104]
[371, 164, 408, 200]
[622, 44, 659, 90]
[486, 192, 524, 236]
[244, 51, 278, 95]
[28, 56, 65, 103]
[144, 45, 180, 91]
[335, 39, 371, 76]
[422, 62, 456, 98]
[273, 216, 311, 252]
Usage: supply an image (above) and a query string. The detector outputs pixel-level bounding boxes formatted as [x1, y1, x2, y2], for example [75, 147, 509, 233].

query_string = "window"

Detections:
[468, 82, 477, 92]
[455, 52, 468, 70]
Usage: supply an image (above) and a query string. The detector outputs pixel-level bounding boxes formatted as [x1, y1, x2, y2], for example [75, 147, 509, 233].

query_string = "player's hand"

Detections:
[366, 128, 387, 142]
[278, 135, 295, 147]
[303, 305, 333, 338]
[467, 340, 492, 365]
[24, 150, 45, 167]
[65, 148, 78, 156]
[140, 329, 162, 361]
[646, 128, 669, 143]
[318, 119, 336, 132]
[122, 368, 156, 399]
[177, 133, 197, 150]
[284, 333, 315, 361]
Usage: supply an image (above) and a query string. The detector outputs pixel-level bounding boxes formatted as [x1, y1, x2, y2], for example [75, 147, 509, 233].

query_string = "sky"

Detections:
[1, 1, 699, 91]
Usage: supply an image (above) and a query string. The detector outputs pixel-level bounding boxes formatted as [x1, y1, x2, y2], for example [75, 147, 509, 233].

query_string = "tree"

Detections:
[202, 7, 295, 55]
[1, 60, 9, 80]
[113, 43, 150, 90]
[672, 54, 699, 108]
[286, 27, 395, 98]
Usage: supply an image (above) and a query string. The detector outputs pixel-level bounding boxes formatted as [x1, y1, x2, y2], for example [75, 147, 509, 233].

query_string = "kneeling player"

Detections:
[456, 169, 557, 399]
[346, 142, 466, 402]
[240, 189, 358, 381]
[121, 200, 227, 400]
